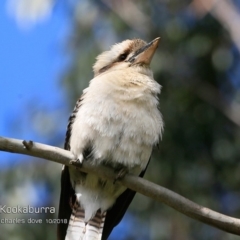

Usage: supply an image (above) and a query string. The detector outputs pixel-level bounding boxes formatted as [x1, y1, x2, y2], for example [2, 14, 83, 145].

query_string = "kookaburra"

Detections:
[57, 37, 163, 240]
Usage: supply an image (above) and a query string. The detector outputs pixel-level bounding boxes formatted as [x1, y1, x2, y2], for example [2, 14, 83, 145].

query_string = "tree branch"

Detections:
[0, 136, 240, 235]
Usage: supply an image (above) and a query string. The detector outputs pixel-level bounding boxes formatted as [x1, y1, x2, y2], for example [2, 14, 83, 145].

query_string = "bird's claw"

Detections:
[70, 154, 84, 167]
[113, 168, 128, 184]
[70, 158, 82, 165]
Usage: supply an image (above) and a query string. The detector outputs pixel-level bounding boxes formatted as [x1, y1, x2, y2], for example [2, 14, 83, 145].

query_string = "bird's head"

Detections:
[93, 37, 160, 77]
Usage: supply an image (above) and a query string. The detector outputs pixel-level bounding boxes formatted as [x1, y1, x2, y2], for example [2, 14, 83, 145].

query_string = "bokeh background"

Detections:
[1, 0, 240, 239]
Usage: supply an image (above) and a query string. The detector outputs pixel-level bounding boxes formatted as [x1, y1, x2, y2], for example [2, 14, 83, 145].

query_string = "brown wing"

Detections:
[57, 98, 82, 240]
[57, 166, 74, 240]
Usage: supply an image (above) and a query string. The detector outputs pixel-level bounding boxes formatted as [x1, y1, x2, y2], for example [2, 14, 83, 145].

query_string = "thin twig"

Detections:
[22, 140, 33, 150]
[185, 79, 240, 127]
[190, 0, 240, 53]
[0, 136, 240, 235]
[101, 0, 151, 35]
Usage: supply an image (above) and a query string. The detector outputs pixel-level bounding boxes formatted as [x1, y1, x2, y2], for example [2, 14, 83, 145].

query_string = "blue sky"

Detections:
[0, 1, 70, 164]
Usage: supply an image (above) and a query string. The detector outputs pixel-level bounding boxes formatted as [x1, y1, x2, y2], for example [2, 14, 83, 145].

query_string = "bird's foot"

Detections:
[70, 154, 84, 167]
[114, 167, 128, 184]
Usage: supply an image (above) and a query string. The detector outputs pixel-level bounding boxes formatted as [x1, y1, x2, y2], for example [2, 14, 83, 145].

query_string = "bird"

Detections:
[57, 37, 163, 240]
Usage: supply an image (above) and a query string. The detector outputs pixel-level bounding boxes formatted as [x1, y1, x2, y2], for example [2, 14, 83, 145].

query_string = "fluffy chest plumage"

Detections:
[69, 69, 163, 170]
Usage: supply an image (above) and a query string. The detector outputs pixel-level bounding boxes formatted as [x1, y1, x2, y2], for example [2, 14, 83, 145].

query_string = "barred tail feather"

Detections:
[66, 201, 106, 240]
[84, 211, 106, 240]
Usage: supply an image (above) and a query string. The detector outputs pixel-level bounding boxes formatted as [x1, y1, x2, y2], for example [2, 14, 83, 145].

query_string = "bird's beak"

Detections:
[128, 37, 160, 65]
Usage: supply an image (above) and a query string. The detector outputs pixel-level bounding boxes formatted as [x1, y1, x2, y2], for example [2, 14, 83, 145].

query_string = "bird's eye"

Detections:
[118, 53, 128, 61]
